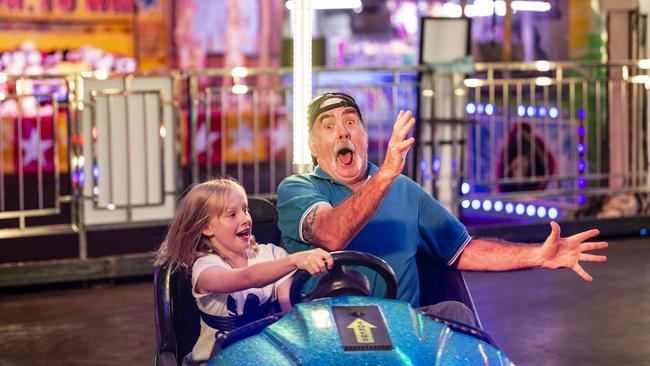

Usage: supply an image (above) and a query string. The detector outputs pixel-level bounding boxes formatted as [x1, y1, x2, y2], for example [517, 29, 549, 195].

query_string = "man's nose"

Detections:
[337, 122, 351, 139]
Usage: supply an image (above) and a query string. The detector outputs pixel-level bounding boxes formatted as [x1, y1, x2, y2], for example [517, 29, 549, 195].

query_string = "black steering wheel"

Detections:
[289, 250, 398, 305]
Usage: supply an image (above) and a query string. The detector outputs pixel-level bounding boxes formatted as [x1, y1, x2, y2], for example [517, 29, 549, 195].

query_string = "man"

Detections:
[277, 92, 607, 324]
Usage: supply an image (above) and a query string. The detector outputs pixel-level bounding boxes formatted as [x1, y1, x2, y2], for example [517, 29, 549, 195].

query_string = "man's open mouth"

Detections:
[336, 147, 354, 166]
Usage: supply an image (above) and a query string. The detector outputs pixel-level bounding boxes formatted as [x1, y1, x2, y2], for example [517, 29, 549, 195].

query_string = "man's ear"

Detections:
[308, 136, 317, 159]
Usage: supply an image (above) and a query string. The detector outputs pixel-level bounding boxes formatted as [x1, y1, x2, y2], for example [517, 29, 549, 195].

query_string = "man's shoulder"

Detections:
[392, 173, 425, 192]
[278, 172, 331, 192]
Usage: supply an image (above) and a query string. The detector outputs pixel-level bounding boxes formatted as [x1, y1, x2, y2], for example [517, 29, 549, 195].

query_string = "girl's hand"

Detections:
[291, 248, 334, 276]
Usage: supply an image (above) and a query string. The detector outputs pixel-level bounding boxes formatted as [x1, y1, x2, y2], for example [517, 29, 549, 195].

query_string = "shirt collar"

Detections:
[312, 162, 378, 186]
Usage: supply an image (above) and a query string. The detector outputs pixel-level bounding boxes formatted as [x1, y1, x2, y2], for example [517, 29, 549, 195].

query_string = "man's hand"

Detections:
[540, 221, 608, 281]
[379, 110, 416, 179]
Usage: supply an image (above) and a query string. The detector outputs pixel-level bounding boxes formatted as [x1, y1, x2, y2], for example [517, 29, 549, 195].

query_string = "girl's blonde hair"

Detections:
[154, 178, 257, 272]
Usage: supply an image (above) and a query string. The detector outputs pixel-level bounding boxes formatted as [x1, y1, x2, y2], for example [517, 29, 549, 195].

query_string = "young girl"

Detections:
[155, 178, 332, 365]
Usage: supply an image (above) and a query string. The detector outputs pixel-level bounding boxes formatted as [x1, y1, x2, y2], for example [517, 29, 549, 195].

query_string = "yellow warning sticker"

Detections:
[332, 306, 392, 351]
[347, 318, 376, 343]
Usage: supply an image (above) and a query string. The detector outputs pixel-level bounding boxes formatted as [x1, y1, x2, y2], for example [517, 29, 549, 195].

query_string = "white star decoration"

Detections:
[268, 121, 290, 154]
[196, 122, 220, 154]
[21, 128, 53, 167]
[229, 121, 255, 154]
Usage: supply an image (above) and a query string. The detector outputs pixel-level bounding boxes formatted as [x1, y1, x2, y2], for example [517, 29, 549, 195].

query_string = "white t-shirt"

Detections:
[182, 244, 291, 366]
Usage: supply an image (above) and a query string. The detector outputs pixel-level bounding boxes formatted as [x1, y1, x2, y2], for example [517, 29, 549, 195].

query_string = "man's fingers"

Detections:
[579, 241, 608, 252]
[394, 110, 409, 125]
[572, 264, 593, 282]
[396, 137, 415, 152]
[547, 221, 561, 242]
[579, 253, 607, 263]
[569, 228, 600, 243]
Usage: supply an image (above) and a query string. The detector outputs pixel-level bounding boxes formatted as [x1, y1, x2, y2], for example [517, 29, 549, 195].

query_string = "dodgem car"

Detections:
[154, 197, 513, 366]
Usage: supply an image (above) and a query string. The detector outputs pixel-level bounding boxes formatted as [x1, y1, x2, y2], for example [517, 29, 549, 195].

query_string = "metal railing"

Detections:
[0, 61, 649, 250]
[418, 61, 650, 219]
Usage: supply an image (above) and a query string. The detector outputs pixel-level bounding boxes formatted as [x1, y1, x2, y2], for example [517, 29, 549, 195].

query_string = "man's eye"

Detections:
[324, 124, 333, 129]
[346, 120, 355, 125]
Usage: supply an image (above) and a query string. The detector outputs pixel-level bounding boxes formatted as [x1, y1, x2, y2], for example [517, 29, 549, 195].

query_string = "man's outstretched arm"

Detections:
[305, 111, 415, 251]
[457, 221, 608, 281]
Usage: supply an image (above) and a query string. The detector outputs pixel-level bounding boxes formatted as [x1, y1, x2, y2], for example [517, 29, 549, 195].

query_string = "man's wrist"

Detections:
[375, 165, 400, 182]
[532, 246, 546, 268]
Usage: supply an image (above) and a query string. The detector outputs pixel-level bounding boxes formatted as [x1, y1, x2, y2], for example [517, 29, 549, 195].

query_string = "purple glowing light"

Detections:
[433, 157, 441, 173]
[578, 177, 588, 188]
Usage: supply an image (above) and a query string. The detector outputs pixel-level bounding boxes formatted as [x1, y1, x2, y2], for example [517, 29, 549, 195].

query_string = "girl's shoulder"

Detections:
[193, 253, 228, 269]
[250, 243, 288, 260]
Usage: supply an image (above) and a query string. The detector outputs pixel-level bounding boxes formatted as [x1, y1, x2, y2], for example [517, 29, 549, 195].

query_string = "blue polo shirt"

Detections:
[277, 163, 471, 307]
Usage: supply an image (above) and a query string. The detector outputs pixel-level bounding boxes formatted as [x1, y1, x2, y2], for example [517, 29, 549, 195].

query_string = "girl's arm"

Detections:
[196, 248, 333, 294]
[276, 277, 293, 313]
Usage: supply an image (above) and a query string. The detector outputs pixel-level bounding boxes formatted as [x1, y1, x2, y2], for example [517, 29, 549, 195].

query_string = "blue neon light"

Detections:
[537, 206, 547, 218]
[461, 200, 471, 208]
[482, 200, 492, 212]
[476, 103, 485, 114]
[517, 105, 526, 117]
[549, 106, 559, 119]
[485, 103, 494, 115]
[527, 105, 536, 117]
[471, 200, 481, 210]
[461, 183, 470, 195]
[494, 200, 503, 212]
[505, 202, 514, 214]
[515, 203, 525, 215]
[538, 106, 547, 117]
[466, 103, 476, 114]
[526, 204, 536, 216]
[548, 207, 559, 219]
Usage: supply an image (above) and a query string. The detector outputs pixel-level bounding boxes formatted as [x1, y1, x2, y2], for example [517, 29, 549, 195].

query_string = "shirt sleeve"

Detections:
[277, 175, 329, 251]
[269, 245, 295, 289]
[191, 255, 228, 299]
[417, 189, 471, 265]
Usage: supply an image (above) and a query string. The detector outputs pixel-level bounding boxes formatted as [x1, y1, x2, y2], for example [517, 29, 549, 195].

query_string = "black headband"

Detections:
[307, 92, 363, 131]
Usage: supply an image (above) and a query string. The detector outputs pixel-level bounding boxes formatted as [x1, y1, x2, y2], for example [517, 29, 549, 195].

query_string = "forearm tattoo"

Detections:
[302, 205, 320, 243]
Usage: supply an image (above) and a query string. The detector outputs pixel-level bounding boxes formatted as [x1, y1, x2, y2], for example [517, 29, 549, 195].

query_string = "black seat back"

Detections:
[154, 196, 281, 366]
[416, 249, 483, 328]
